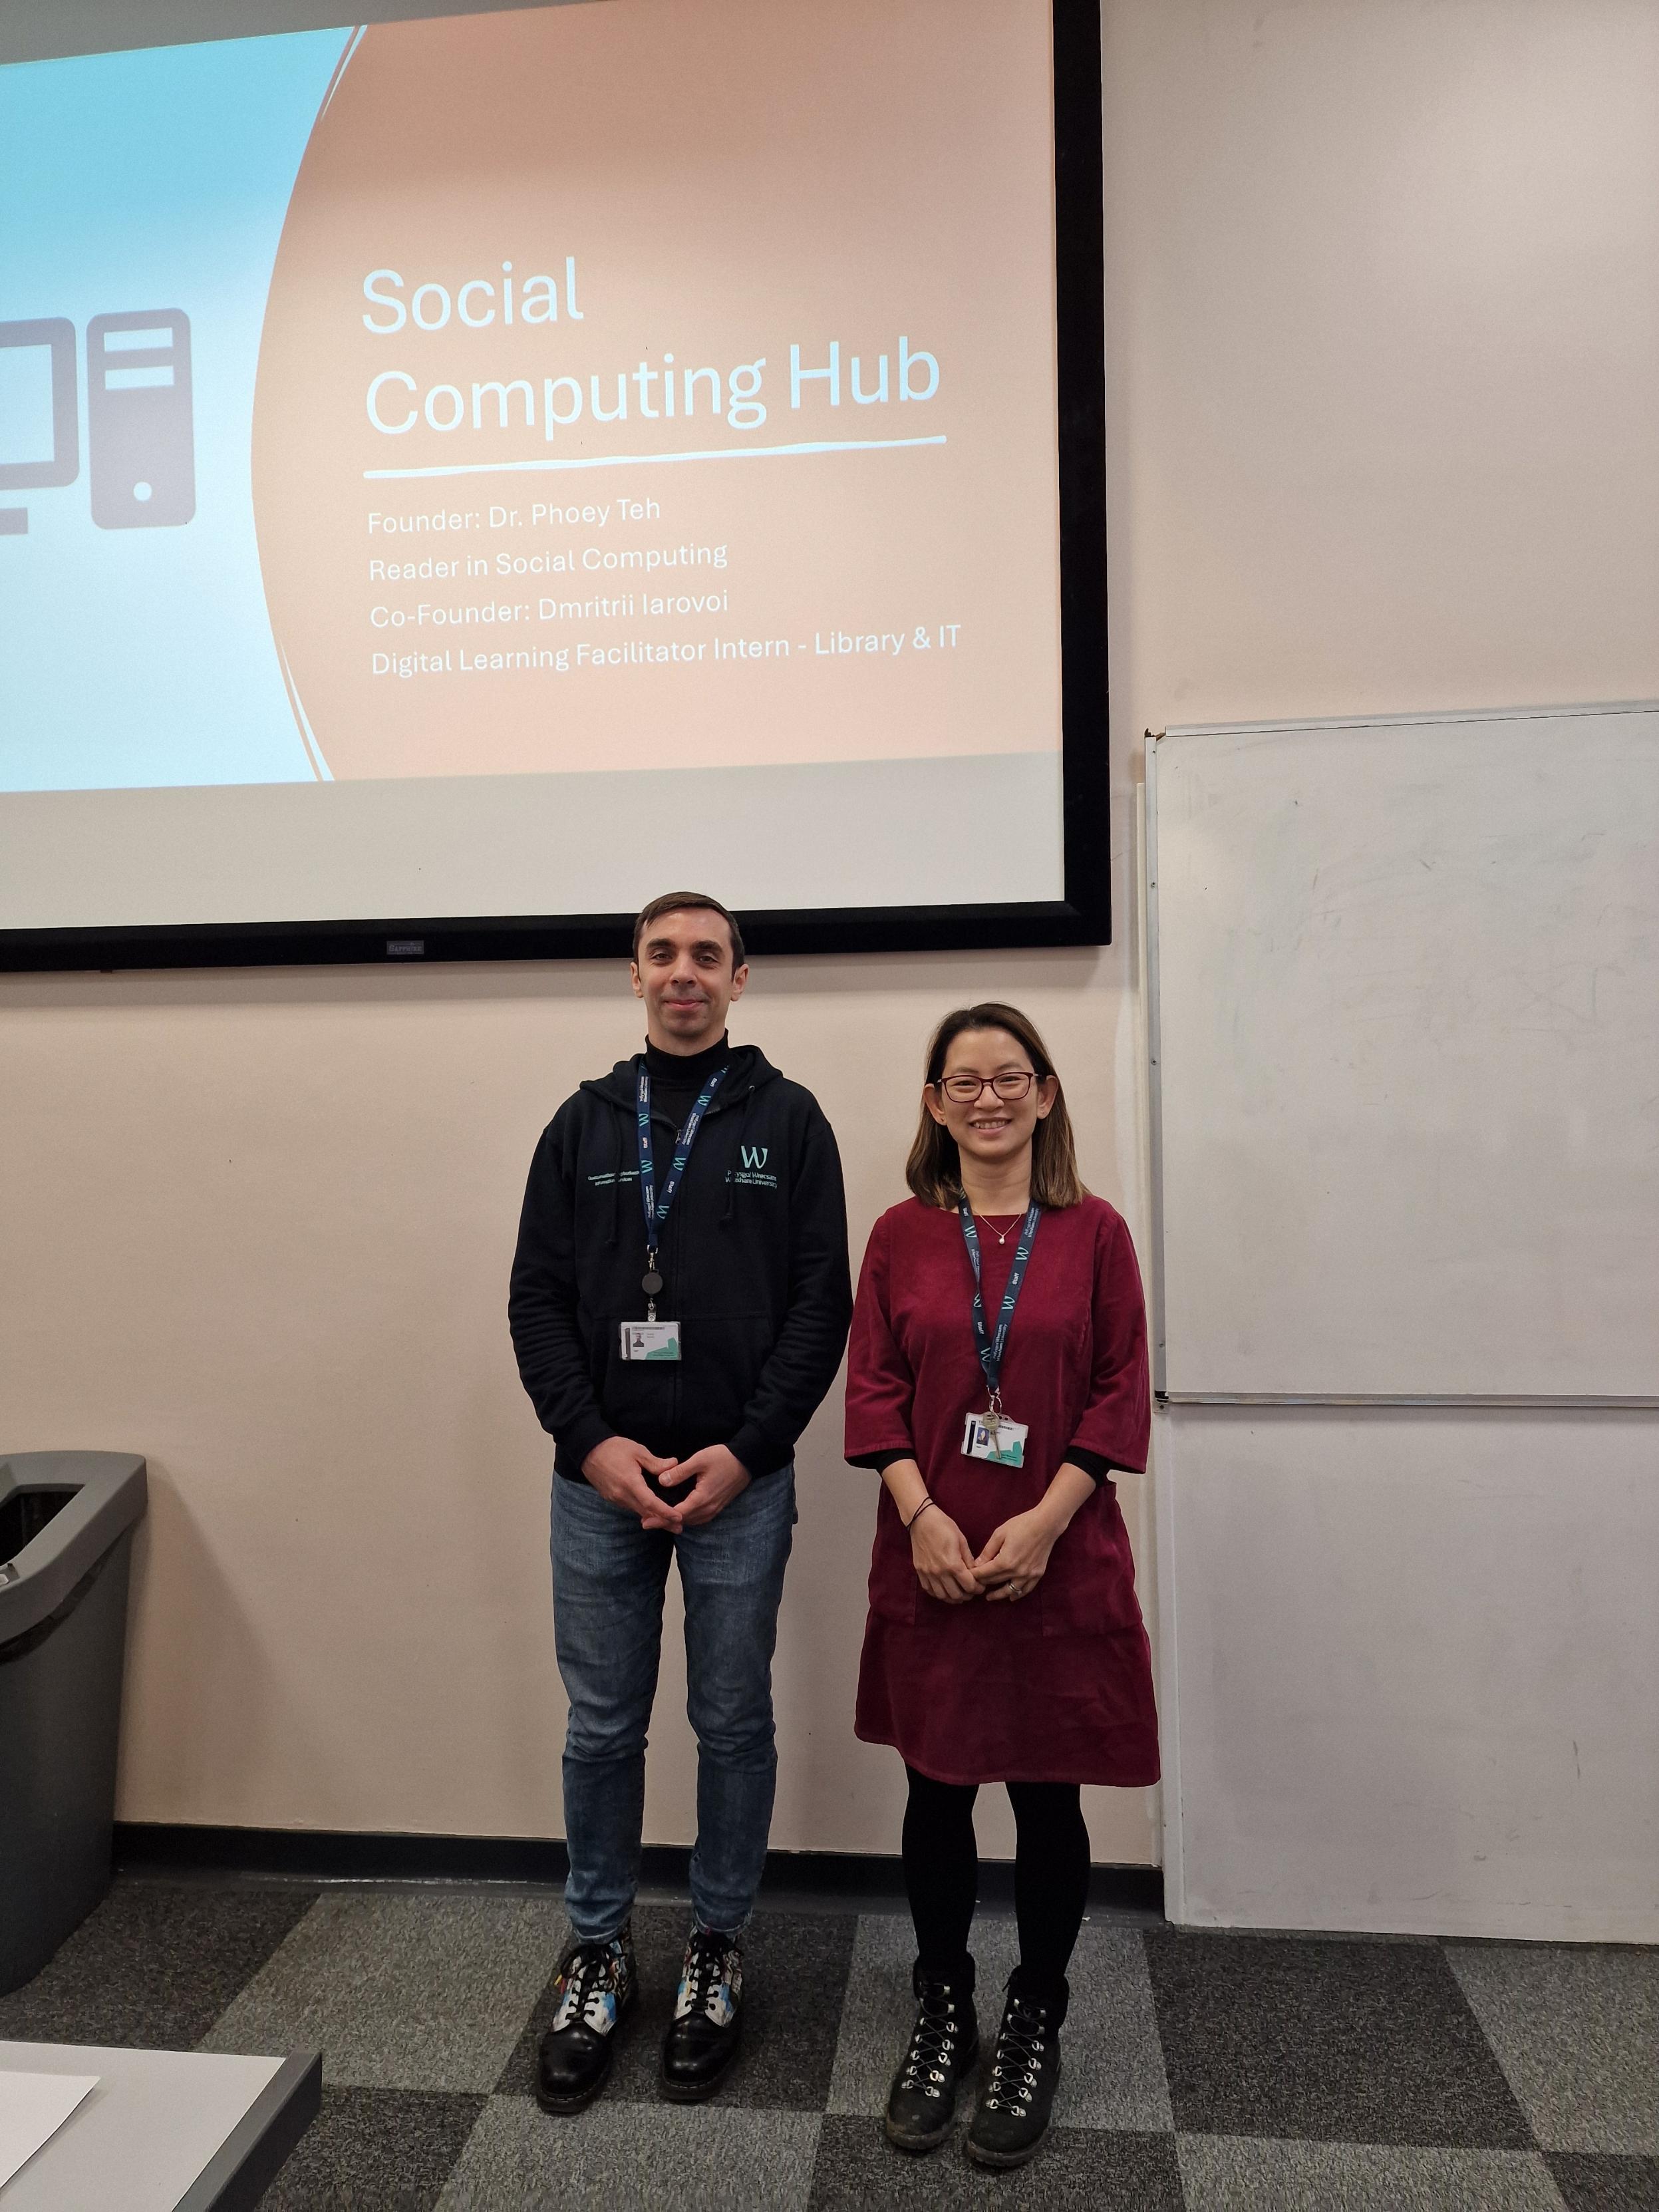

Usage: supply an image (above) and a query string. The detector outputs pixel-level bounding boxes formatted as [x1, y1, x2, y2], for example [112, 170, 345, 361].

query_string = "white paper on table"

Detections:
[0, 2072, 100, 2190]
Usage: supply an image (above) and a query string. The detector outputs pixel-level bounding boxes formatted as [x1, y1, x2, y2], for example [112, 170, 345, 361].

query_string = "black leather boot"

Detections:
[884, 1965, 979, 2153]
[535, 1926, 637, 2114]
[965, 1975, 1065, 2169]
[659, 1925, 744, 2102]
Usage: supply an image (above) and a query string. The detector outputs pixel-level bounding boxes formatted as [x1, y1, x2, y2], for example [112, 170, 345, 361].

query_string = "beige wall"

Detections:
[0, 946, 1151, 1865]
[3, 0, 1656, 1869]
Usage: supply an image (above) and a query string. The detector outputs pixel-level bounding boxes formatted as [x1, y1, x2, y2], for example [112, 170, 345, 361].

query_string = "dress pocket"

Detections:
[1037, 1575, 1109, 1637]
[1036, 1500, 1130, 1639]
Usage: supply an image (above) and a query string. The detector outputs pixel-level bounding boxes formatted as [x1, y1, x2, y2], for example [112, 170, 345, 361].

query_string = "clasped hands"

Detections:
[910, 1498, 1062, 1606]
[581, 1435, 750, 1530]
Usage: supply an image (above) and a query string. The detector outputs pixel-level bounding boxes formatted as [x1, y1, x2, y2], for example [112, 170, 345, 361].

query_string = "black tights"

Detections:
[902, 1764, 1090, 2004]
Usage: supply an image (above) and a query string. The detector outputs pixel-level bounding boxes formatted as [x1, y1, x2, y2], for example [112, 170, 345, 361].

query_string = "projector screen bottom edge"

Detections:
[0, 894, 1107, 973]
[0, 747, 1101, 965]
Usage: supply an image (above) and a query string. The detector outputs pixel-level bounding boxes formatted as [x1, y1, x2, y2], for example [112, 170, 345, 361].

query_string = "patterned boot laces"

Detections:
[982, 1996, 1050, 2113]
[898, 1985, 965, 2100]
[551, 1938, 623, 2034]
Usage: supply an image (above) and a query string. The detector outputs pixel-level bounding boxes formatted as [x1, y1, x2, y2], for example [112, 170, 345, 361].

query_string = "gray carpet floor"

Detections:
[1, 1876, 1654, 2208]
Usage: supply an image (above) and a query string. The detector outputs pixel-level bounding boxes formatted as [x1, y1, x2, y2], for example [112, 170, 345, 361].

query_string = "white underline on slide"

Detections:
[363, 434, 947, 481]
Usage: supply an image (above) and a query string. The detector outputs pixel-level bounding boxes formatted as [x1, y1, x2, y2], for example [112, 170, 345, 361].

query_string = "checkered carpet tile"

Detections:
[1, 1877, 1654, 2208]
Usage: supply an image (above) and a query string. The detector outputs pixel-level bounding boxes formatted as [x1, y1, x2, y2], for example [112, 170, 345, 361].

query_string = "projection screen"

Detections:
[0, 0, 1109, 968]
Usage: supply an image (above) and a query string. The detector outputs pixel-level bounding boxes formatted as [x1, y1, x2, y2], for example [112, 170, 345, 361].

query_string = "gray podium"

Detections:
[0, 2043, 320, 2210]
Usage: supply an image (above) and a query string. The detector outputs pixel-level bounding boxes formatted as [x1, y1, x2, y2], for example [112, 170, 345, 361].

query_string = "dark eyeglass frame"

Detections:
[933, 1070, 1040, 1104]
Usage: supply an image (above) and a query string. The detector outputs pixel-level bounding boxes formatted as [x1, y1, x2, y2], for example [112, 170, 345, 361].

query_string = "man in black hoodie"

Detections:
[510, 891, 851, 2115]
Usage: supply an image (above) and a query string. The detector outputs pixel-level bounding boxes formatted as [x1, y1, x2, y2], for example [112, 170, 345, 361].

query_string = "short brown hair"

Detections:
[906, 1003, 1087, 1210]
[631, 891, 746, 971]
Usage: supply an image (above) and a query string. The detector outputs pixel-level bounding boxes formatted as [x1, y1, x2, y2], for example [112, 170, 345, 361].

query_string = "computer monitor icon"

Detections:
[1, 310, 194, 534]
[0, 318, 78, 536]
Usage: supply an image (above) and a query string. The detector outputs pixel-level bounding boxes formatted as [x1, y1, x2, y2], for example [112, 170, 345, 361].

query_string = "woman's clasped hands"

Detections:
[908, 1498, 1067, 1605]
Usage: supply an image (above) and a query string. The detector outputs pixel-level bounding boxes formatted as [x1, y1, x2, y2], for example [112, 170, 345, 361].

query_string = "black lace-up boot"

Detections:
[659, 1925, 744, 2101]
[535, 1925, 637, 2114]
[885, 1964, 980, 2153]
[965, 1973, 1065, 2169]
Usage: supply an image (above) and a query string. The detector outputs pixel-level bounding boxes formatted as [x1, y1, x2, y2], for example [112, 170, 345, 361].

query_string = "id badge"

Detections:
[963, 1412, 1028, 1467]
[620, 1321, 682, 1362]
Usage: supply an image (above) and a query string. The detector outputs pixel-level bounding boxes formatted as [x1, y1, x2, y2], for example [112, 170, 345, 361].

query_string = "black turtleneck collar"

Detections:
[644, 1032, 731, 1090]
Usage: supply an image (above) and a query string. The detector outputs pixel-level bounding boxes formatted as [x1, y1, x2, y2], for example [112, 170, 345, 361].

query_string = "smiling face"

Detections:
[924, 1025, 1056, 1179]
[630, 905, 748, 1052]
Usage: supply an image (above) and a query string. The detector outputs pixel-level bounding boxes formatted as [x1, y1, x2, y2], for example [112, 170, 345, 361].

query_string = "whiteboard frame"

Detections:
[1145, 703, 1659, 1410]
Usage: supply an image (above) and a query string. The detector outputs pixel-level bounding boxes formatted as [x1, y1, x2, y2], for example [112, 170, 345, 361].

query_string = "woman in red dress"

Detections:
[844, 1002, 1157, 2172]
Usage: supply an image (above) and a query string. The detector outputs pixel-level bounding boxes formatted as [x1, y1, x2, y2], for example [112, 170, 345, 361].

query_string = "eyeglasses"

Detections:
[933, 1070, 1039, 1104]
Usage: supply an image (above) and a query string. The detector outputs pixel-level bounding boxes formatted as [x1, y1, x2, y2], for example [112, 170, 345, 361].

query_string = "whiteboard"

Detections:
[1157, 1404, 1659, 1940]
[1147, 704, 1659, 1402]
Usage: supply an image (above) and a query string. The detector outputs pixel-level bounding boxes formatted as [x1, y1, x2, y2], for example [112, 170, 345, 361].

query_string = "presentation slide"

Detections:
[0, 0, 1069, 941]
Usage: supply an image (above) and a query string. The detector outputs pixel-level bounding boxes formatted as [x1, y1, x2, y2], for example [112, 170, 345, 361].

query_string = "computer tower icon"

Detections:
[87, 310, 194, 529]
[0, 317, 78, 536]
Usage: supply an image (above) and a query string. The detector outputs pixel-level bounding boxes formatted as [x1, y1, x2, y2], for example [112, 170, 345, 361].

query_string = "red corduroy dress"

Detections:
[844, 1195, 1159, 1787]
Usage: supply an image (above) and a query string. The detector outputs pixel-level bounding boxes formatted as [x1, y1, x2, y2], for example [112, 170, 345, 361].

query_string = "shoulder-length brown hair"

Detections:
[905, 1003, 1087, 1210]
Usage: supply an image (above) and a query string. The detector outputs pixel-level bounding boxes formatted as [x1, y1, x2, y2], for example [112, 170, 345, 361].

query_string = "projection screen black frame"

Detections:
[0, 0, 1111, 973]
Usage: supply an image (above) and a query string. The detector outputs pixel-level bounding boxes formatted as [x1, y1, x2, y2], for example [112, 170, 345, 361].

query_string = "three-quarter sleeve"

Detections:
[1065, 1211, 1151, 1476]
[843, 1212, 918, 1468]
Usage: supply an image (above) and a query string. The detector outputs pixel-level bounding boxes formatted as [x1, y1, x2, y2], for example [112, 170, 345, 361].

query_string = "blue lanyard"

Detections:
[957, 1198, 1042, 1412]
[636, 1062, 728, 1271]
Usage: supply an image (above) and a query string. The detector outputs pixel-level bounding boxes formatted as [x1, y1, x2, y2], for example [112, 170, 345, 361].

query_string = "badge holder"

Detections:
[621, 1322, 681, 1360]
[621, 1249, 682, 1361]
[963, 1390, 1028, 1467]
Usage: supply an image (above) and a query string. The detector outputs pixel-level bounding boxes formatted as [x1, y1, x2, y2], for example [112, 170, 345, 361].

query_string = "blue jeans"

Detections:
[551, 1466, 796, 1942]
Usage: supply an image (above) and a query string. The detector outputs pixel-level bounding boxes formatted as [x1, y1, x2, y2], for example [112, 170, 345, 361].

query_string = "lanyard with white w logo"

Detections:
[958, 1197, 1042, 1434]
[635, 1062, 728, 1319]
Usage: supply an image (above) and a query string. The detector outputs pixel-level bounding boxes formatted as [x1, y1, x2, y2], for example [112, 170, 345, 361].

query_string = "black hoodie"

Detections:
[509, 1040, 852, 1482]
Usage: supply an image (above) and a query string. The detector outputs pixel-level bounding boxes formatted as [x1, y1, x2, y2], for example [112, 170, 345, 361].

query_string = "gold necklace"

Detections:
[975, 1211, 1024, 1246]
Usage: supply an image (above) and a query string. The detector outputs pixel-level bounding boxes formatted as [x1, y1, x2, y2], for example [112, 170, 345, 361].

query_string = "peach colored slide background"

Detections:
[251, 0, 1060, 781]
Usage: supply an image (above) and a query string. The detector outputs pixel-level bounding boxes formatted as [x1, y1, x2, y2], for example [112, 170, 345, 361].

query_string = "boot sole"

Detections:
[965, 2127, 1048, 2171]
[534, 1986, 636, 2115]
[659, 2024, 742, 2104]
[885, 2115, 955, 2154]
